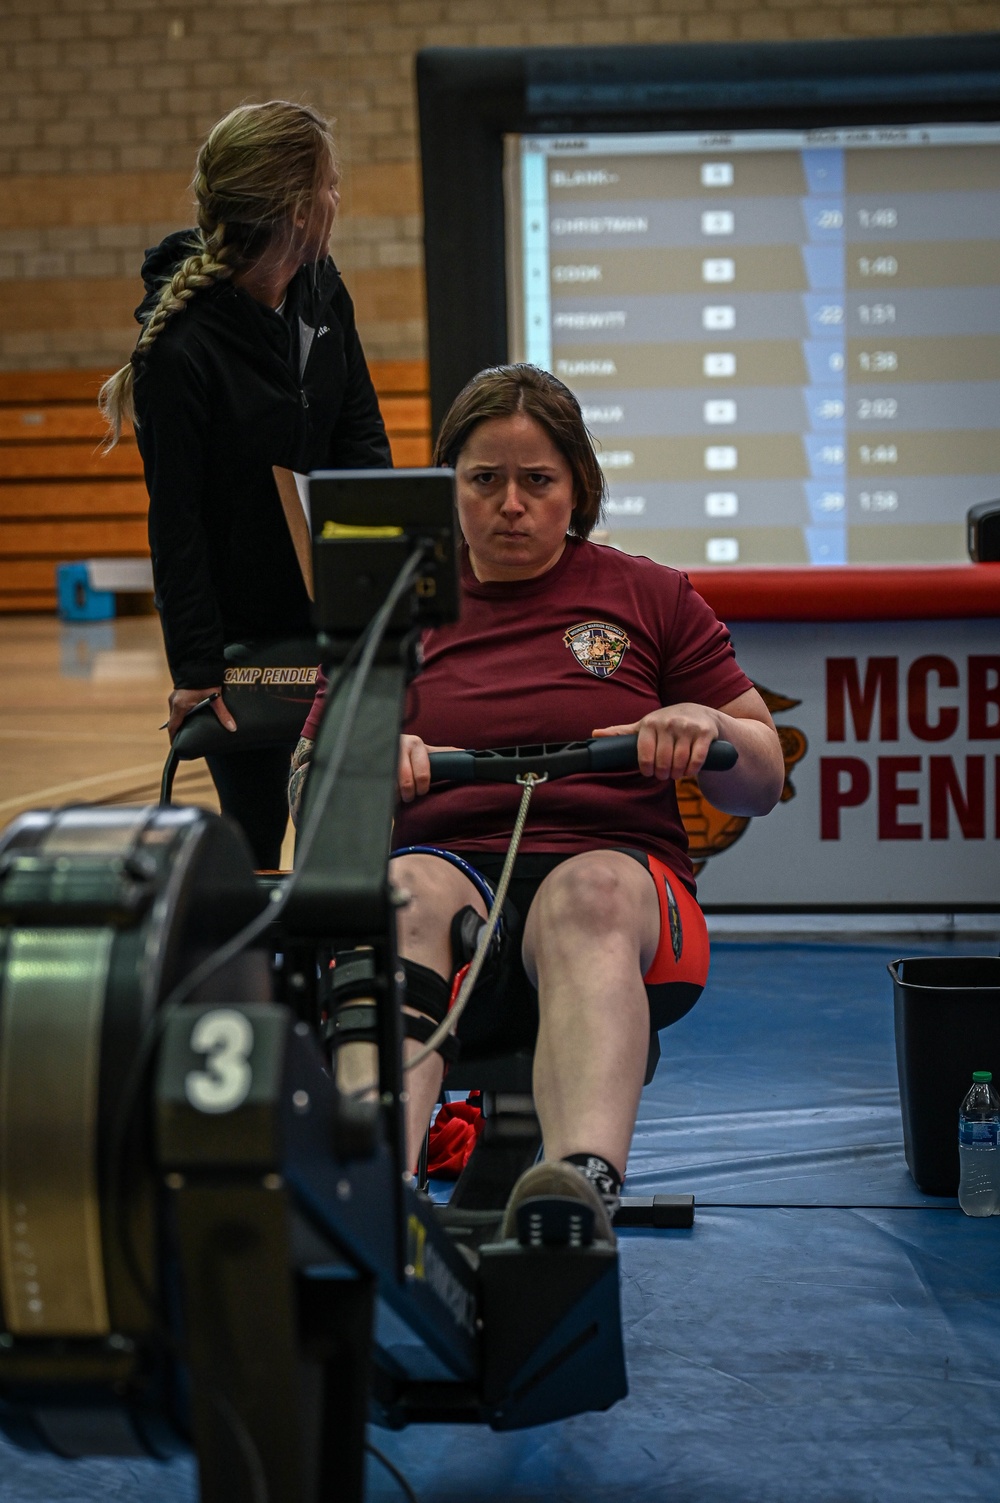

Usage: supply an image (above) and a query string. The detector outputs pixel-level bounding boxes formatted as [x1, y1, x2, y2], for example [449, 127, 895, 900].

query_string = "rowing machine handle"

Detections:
[427, 734, 738, 784]
[588, 733, 737, 774]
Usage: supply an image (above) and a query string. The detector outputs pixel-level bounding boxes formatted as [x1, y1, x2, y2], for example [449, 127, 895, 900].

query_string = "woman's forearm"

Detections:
[697, 709, 784, 817]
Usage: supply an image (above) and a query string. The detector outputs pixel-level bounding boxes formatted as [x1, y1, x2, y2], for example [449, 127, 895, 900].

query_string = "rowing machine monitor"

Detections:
[308, 467, 459, 641]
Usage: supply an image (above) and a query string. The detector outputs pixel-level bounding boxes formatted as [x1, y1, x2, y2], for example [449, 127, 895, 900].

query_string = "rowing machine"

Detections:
[5, 473, 714, 1501]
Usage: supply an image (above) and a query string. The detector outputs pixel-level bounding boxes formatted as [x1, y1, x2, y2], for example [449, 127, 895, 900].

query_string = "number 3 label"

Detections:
[185, 1009, 254, 1113]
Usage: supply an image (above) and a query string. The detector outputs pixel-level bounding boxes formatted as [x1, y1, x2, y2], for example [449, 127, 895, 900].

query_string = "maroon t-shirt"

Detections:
[306, 538, 750, 887]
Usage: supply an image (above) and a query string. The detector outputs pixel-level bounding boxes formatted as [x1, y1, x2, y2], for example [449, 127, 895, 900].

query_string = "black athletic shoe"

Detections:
[499, 1161, 617, 1248]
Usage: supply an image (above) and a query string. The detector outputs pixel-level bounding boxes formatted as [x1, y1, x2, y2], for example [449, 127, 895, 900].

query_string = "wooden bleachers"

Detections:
[369, 359, 433, 468]
[0, 360, 431, 614]
[0, 370, 142, 614]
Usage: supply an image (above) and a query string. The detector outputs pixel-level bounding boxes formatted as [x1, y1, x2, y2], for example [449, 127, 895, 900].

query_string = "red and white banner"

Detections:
[691, 619, 1000, 908]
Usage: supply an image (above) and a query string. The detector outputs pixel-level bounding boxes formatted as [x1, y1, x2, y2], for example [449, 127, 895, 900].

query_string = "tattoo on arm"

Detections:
[288, 737, 314, 826]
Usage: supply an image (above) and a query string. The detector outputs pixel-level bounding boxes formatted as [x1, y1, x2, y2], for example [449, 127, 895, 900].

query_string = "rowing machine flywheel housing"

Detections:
[0, 805, 269, 1458]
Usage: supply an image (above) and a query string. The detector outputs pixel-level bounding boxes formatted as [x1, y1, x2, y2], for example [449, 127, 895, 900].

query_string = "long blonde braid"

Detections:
[97, 229, 233, 447]
[136, 228, 234, 356]
[99, 100, 338, 449]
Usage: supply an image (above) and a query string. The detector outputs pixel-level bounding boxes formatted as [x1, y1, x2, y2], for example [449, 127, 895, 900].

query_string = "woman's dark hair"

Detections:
[432, 364, 606, 538]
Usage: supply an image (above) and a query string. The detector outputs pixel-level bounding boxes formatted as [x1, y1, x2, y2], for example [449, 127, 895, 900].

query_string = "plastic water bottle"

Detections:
[958, 1071, 1000, 1217]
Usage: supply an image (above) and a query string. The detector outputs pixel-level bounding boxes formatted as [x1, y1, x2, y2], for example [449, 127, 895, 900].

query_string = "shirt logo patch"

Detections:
[563, 621, 631, 679]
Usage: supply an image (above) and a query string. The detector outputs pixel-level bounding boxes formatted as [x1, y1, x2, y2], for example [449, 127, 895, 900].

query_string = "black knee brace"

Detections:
[399, 958, 460, 1063]
[326, 949, 460, 1065]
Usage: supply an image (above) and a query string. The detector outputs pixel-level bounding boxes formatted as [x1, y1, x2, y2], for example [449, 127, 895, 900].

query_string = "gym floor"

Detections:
[1, 618, 998, 1503]
[0, 615, 295, 864]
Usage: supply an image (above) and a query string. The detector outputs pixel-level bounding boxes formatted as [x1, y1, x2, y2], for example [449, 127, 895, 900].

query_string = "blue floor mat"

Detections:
[4, 939, 998, 1502]
[628, 940, 985, 1207]
[368, 1206, 1000, 1503]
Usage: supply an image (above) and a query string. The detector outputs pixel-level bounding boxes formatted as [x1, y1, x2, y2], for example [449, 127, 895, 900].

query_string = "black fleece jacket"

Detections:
[132, 231, 391, 688]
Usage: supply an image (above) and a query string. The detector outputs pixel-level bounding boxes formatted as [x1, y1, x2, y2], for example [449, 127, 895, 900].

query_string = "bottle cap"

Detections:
[972, 1071, 993, 1082]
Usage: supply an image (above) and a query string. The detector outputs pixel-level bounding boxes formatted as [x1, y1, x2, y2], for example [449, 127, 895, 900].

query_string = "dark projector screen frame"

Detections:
[416, 34, 1000, 434]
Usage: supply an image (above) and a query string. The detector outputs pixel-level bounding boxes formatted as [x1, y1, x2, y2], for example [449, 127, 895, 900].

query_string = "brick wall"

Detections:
[2, 0, 998, 370]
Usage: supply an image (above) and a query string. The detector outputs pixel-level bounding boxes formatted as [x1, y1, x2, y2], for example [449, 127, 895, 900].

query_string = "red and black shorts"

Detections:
[438, 846, 710, 1058]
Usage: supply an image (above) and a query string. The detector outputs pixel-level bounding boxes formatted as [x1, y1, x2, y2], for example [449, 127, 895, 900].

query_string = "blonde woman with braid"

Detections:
[100, 100, 390, 867]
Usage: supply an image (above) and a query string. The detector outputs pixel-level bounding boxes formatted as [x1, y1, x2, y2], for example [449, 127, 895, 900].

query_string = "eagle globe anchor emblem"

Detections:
[677, 683, 808, 874]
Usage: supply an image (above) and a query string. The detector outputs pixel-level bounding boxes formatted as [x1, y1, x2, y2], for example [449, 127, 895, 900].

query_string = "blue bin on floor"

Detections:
[56, 563, 115, 622]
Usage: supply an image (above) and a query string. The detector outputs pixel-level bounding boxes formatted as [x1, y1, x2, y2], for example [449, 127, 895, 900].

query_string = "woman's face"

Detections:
[455, 412, 576, 582]
[296, 168, 340, 262]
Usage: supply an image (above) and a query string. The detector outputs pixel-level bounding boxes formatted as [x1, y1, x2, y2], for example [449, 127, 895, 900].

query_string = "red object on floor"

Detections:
[426, 1099, 485, 1178]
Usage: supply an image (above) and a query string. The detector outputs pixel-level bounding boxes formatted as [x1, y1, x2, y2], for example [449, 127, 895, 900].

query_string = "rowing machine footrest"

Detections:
[478, 1237, 626, 1428]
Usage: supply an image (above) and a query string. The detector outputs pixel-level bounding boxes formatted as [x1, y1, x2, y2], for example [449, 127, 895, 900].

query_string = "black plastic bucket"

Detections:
[889, 956, 1000, 1196]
